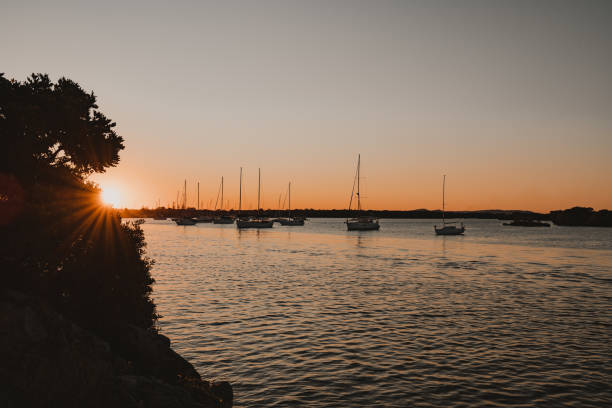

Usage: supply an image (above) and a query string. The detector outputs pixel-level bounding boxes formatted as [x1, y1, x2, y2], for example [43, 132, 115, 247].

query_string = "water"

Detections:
[137, 218, 612, 407]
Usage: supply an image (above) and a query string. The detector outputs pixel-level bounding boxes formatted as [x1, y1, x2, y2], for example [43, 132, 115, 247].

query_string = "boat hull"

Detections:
[175, 218, 196, 226]
[213, 217, 235, 224]
[236, 220, 274, 229]
[347, 221, 380, 231]
[278, 218, 304, 226]
[434, 225, 465, 235]
[503, 221, 550, 227]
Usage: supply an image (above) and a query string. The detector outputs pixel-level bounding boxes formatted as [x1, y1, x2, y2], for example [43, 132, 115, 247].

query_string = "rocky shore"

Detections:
[0, 290, 232, 407]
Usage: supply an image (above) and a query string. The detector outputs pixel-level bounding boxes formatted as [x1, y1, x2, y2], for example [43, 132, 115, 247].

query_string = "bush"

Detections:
[0, 73, 158, 334]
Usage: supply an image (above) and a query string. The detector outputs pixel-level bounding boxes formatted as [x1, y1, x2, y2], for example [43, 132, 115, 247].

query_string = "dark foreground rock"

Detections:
[0, 290, 232, 407]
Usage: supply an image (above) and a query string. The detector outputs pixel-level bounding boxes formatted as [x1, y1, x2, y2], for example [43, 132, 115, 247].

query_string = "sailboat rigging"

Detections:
[213, 176, 234, 224]
[434, 175, 465, 235]
[237, 168, 274, 229]
[346, 154, 380, 231]
[278, 182, 305, 226]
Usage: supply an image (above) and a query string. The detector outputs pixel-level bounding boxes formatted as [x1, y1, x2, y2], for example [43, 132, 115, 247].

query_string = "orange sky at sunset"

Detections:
[2, 1, 610, 212]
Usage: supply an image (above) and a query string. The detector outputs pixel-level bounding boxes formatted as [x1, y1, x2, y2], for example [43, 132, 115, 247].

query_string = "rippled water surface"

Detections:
[138, 219, 612, 407]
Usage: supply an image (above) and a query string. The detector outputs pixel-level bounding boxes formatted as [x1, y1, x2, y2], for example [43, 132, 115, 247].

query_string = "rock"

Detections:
[0, 290, 232, 407]
[111, 323, 201, 382]
[211, 381, 234, 408]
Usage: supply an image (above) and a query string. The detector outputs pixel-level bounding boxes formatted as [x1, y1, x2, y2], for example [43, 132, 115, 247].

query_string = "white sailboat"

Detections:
[346, 154, 380, 231]
[236, 168, 273, 229]
[213, 176, 234, 224]
[278, 182, 304, 226]
[434, 175, 465, 235]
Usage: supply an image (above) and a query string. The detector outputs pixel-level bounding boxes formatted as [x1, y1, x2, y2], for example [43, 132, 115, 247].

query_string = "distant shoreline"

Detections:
[118, 207, 611, 227]
[120, 208, 548, 220]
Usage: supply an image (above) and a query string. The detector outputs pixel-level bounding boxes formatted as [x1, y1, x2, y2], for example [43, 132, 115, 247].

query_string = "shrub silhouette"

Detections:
[0, 73, 158, 335]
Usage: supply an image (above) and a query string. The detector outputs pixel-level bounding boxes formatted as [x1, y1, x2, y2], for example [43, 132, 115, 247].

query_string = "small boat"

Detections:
[212, 176, 235, 224]
[346, 154, 380, 231]
[236, 218, 274, 228]
[236, 168, 274, 229]
[278, 218, 304, 226]
[175, 217, 196, 226]
[434, 175, 465, 235]
[194, 215, 214, 223]
[347, 216, 380, 231]
[278, 182, 304, 226]
[503, 220, 550, 227]
[213, 215, 235, 224]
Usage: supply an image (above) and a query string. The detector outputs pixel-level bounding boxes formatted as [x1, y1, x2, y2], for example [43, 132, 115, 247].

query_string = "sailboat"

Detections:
[175, 217, 196, 225]
[434, 175, 465, 235]
[236, 168, 274, 229]
[346, 154, 380, 231]
[278, 182, 304, 226]
[194, 214, 214, 223]
[213, 176, 234, 224]
[192, 180, 213, 222]
[175, 179, 197, 225]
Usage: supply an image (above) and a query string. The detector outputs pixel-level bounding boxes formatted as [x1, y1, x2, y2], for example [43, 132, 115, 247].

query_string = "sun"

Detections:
[101, 186, 122, 207]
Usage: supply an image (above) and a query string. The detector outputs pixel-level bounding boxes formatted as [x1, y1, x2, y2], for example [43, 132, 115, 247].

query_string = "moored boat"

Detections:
[434, 175, 465, 236]
[278, 218, 304, 226]
[175, 217, 196, 226]
[277, 182, 304, 226]
[503, 220, 550, 227]
[213, 215, 235, 224]
[347, 216, 380, 230]
[434, 223, 465, 235]
[346, 154, 380, 231]
[237, 168, 273, 229]
[212, 176, 235, 224]
[236, 218, 273, 228]
[194, 215, 214, 223]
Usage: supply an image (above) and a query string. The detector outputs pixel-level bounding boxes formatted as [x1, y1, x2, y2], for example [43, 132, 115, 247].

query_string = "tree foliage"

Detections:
[0, 73, 158, 334]
[0, 73, 124, 177]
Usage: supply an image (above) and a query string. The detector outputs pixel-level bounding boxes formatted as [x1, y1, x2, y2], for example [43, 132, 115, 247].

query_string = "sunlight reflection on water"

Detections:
[137, 219, 612, 407]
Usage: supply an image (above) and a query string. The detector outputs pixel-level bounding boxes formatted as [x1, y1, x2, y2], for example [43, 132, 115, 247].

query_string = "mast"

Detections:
[238, 168, 242, 217]
[357, 154, 361, 211]
[442, 174, 446, 225]
[184, 179, 187, 209]
[197, 182, 200, 210]
[257, 168, 261, 218]
[221, 176, 224, 211]
[288, 182, 291, 219]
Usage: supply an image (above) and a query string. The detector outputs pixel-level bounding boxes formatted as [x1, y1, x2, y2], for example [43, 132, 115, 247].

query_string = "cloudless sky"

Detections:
[2, 0, 611, 211]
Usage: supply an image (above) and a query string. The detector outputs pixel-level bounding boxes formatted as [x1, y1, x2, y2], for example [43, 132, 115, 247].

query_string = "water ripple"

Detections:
[140, 219, 612, 407]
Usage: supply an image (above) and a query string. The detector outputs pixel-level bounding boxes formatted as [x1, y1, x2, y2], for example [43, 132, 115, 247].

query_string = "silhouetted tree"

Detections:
[0, 73, 158, 334]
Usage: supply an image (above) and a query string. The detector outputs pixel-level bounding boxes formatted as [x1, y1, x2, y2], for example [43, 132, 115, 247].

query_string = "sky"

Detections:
[2, 0, 611, 211]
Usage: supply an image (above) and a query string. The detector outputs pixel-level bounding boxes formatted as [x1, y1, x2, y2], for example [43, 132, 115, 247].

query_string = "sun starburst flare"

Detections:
[101, 186, 121, 208]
